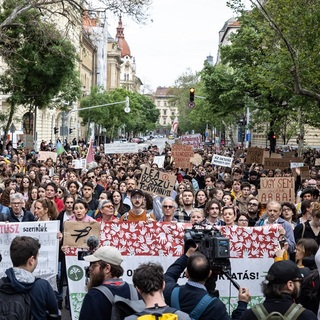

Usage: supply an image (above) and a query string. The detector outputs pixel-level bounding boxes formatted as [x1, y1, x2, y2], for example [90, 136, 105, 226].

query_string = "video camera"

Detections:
[184, 225, 240, 290]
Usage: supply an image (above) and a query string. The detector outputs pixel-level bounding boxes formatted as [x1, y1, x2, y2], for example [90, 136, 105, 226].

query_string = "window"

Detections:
[163, 109, 167, 116]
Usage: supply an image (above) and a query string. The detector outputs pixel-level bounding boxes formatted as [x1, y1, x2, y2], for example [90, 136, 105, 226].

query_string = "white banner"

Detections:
[153, 155, 165, 168]
[212, 154, 234, 168]
[104, 143, 138, 154]
[0, 221, 60, 288]
[290, 162, 304, 169]
[65, 223, 280, 320]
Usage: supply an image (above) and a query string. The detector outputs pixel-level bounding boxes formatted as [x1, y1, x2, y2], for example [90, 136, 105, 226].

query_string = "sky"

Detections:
[107, 0, 244, 93]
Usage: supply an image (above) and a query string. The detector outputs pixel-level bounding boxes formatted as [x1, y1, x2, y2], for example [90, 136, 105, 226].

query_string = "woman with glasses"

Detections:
[281, 202, 298, 229]
[235, 213, 249, 227]
[57, 186, 68, 200]
[95, 199, 119, 223]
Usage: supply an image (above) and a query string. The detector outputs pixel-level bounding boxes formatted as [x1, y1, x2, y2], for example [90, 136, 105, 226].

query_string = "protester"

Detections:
[120, 189, 155, 222]
[0, 236, 60, 319]
[79, 246, 139, 320]
[125, 262, 191, 320]
[240, 260, 317, 319]
[163, 247, 251, 319]
[159, 197, 177, 222]
[174, 189, 194, 222]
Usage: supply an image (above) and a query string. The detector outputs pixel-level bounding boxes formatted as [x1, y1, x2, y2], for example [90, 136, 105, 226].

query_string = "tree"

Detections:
[80, 87, 159, 139]
[0, 8, 82, 141]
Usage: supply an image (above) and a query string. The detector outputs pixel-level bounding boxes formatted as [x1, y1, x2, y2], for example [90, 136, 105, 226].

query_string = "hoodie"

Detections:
[5, 268, 59, 320]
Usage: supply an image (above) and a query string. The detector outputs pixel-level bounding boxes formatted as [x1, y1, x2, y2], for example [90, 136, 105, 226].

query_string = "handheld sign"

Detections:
[246, 147, 264, 164]
[211, 154, 233, 168]
[171, 144, 194, 169]
[63, 221, 101, 248]
[138, 166, 176, 198]
[258, 177, 295, 203]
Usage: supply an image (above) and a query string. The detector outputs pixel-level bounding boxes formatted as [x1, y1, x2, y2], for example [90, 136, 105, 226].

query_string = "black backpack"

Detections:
[298, 268, 320, 314]
[0, 277, 31, 320]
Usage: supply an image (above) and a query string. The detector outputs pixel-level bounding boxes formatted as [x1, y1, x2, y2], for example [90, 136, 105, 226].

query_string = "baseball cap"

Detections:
[131, 189, 144, 197]
[266, 260, 303, 284]
[83, 246, 123, 265]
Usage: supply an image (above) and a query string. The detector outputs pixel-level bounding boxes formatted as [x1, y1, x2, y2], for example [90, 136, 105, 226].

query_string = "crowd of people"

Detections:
[1, 141, 320, 319]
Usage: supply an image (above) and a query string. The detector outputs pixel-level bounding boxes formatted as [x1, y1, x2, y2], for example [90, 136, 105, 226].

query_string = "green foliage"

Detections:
[80, 87, 159, 137]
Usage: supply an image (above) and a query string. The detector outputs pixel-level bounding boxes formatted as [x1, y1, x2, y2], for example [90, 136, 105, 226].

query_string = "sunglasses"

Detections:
[163, 205, 174, 209]
[103, 205, 114, 209]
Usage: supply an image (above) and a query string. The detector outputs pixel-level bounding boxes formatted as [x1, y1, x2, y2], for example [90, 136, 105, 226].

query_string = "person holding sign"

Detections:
[256, 201, 296, 253]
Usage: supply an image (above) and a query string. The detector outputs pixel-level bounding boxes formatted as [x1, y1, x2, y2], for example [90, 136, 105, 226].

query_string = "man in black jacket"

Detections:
[0, 192, 35, 222]
[163, 247, 251, 320]
[240, 260, 317, 319]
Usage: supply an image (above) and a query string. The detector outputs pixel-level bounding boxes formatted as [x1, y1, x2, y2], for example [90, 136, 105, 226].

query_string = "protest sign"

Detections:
[138, 166, 176, 198]
[72, 159, 86, 169]
[153, 155, 165, 168]
[171, 144, 194, 169]
[190, 153, 203, 165]
[246, 147, 264, 164]
[181, 133, 202, 149]
[0, 221, 59, 288]
[38, 151, 57, 162]
[283, 151, 297, 158]
[315, 158, 320, 166]
[104, 143, 138, 154]
[290, 162, 304, 169]
[65, 223, 280, 320]
[263, 158, 291, 170]
[63, 221, 101, 248]
[258, 177, 295, 203]
[211, 154, 233, 168]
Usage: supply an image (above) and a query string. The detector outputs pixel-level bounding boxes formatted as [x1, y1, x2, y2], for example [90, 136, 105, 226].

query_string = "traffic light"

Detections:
[269, 131, 276, 152]
[189, 88, 195, 102]
[54, 127, 58, 134]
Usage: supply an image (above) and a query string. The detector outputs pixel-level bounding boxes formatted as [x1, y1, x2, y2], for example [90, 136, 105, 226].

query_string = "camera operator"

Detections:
[163, 247, 251, 320]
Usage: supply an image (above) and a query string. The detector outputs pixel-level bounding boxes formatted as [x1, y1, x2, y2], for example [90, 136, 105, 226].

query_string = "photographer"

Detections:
[163, 247, 251, 320]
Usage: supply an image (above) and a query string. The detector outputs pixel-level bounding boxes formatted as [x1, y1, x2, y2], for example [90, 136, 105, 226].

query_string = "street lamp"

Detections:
[66, 96, 130, 142]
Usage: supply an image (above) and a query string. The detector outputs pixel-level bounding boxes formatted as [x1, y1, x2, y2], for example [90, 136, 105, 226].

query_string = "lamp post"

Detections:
[66, 96, 130, 142]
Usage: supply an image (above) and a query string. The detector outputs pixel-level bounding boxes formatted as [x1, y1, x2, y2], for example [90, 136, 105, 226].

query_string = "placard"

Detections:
[211, 154, 233, 168]
[138, 166, 176, 198]
[63, 221, 101, 248]
[190, 154, 203, 165]
[181, 134, 202, 149]
[258, 177, 295, 203]
[283, 151, 297, 158]
[315, 158, 320, 166]
[290, 162, 304, 169]
[153, 155, 165, 168]
[38, 151, 57, 162]
[263, 158, 291, 170]
[246, 147, 264, 164]
[104, 143, 138, 154]
[72, 159, 86, 169]
[171, 144, 194, 169]
[0, 221, 59, 288]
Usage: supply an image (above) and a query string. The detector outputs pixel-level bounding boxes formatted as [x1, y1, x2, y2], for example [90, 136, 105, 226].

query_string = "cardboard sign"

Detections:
[246, 147, 264, 164]
[263, 158, 291, 170]
[138, 166, 176, 198]
[283, 151, 297, 158]
[190, 153, 203, 165]
[315, 158, 320, 166]
[181, 134, 202, 149]
[171, 144, 194, 169]
[104, 143, 138, 154]
[38, 151, 57, 162]
[153, 155, 165, 168]
[258, 177, 295, 203]
[63, 221, 101, 248]
[211, 154, 233, 168]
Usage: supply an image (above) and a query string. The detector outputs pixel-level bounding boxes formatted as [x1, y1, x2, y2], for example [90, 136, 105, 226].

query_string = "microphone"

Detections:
[87, 236, 99, 252]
